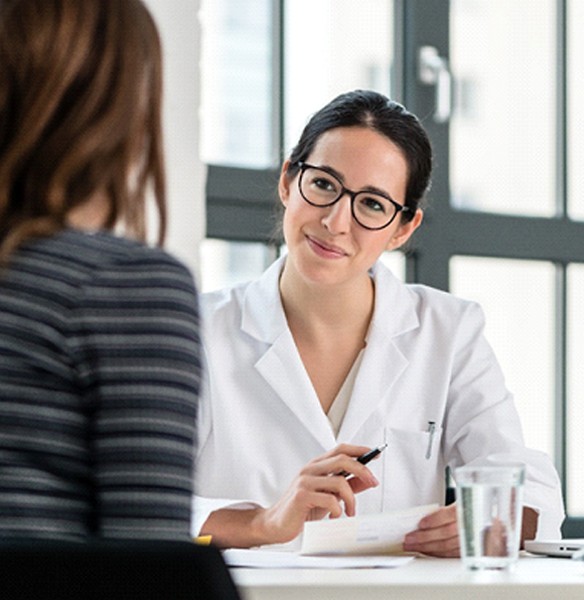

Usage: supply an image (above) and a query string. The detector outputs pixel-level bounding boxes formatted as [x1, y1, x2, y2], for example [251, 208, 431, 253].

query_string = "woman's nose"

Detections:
[321, 194, 352, 234]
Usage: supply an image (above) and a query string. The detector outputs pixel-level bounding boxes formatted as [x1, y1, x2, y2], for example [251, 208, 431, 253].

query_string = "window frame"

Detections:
[399, 0, 583, 536]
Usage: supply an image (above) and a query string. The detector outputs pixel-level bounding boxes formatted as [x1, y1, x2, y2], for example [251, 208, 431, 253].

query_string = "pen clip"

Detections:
[425, 421, 436, 460]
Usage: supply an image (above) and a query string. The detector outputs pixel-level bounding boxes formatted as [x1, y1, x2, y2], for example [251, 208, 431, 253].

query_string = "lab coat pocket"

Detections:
[381, 425, 444, 511]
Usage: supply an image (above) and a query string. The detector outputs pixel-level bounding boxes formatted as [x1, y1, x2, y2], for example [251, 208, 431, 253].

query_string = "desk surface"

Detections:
[232, 555, 584, 600]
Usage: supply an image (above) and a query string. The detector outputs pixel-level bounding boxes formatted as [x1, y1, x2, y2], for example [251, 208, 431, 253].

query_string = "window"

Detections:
[403, 0, 584, 535]
[284, 0, 393, 153]
[568, 0, 584, 220]
[449, 0, 557, 217]
[450, 256, 556, 457]
[567, 264, 584, 517]
[199, 0, 274, 169]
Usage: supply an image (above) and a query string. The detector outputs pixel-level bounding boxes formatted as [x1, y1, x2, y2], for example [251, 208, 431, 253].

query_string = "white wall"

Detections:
[143, 0, 205, 283]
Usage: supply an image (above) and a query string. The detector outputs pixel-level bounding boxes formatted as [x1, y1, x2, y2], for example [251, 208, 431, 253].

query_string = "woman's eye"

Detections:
[360, 196, 387, 213]
[313, 177, 337, 193]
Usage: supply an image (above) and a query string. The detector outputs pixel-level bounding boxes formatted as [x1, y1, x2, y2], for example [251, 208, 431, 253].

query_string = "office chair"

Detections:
[0, 540, 241, 600]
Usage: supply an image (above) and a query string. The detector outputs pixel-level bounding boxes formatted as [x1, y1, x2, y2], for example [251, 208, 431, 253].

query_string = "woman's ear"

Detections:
[278, 160, 292, 207]
[386, 209, 424, 251]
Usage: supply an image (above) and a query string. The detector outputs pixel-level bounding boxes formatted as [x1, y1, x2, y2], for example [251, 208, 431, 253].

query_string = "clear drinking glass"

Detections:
[455, 464, 525, 570]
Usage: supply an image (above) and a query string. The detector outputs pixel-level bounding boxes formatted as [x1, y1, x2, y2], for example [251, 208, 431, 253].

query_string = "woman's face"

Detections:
[279, 126, 423, 289]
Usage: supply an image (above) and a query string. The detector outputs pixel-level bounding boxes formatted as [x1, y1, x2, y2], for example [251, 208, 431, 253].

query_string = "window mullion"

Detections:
[271, 0, 285, 166]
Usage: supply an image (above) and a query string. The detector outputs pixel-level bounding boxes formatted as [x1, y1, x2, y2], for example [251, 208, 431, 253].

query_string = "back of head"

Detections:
[0, 0, 166, 262]
[287, 89, 433, 219]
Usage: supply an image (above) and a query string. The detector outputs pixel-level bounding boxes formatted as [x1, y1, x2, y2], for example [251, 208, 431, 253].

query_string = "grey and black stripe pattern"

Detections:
[0, 229, 201, 541]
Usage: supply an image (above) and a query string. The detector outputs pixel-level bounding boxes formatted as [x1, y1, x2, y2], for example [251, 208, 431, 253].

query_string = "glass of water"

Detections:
[455, 464, 525, 570]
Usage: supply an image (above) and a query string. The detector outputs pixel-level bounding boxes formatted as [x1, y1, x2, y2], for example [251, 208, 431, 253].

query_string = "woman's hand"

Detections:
[201, 443, 380, 548]
[257, 443, 380, 544]
[402, 504, 539, 558]
[402, 504, 460, 557]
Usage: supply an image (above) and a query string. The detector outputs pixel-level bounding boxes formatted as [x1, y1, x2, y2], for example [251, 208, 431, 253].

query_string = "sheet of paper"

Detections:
[222, 548, 414, 569]
[300, 503, 439, 555]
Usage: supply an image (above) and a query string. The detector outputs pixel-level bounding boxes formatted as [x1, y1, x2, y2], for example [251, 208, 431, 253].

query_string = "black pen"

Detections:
[357, 443, 388, 466]
[338, 443, 388, 477]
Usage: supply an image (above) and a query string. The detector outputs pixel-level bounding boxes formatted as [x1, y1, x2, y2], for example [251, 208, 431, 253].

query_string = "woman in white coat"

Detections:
[194, 90, 564, 555]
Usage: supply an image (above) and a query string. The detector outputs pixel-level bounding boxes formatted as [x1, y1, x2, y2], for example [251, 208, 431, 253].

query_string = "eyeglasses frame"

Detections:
[295, 161, 412, 231]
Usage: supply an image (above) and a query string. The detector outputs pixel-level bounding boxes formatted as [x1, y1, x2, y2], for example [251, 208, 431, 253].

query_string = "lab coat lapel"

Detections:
[337, 262, 419, 442]
[255, 332, 336, 449]
[241, 257, 336, 450]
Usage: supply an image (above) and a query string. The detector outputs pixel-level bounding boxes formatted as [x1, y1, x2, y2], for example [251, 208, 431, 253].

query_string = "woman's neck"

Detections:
[66, 193, 110, 231]
[278, 260, 375, 413]
[279, 262, 375, 340]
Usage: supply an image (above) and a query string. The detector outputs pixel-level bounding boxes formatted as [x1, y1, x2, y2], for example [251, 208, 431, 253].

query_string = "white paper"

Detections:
[222, 548, 414, 569]
[300, 503, 439, 555]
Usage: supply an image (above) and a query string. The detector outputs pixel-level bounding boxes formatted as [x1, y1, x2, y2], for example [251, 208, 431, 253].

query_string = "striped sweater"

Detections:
[0, 229, 201, 541]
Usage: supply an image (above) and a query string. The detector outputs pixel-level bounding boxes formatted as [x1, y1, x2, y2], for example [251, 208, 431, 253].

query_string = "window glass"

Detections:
[284, 0, 393, 154]
[200, 0, 273, 168]
[449, 0, 556, 217]
[200, 239, 276, 292]
[379, 250, 405, 282]
[450, 256, 556, 458]
[567, 0, 584, 221]
[567, 264, 584, 516]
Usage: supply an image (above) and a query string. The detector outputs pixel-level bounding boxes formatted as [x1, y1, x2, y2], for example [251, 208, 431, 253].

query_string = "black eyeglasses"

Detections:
[296, 162, 411, 230]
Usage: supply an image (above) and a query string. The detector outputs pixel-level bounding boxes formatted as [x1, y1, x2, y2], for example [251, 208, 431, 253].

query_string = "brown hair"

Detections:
[0, 0, 166, 262]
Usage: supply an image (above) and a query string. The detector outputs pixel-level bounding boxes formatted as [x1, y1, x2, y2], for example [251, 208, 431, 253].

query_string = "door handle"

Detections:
[418, 45, 451, 123]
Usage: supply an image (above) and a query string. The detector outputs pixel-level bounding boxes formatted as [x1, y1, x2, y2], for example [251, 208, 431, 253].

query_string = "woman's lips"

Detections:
[306, 235, 348, 259]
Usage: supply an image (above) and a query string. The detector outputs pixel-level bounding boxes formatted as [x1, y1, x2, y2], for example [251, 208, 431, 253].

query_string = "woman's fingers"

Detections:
[301, 445, 381, 488]
[408, 534, 460, 557]
[318, 443, 372, 460]
[262, 477, 348, 541]
[295, 474, 357, 515]
[303, 445, 370, 475]
[403, 504, 461, 557]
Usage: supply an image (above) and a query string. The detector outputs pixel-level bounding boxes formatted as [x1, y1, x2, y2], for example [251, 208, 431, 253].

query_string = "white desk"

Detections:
[232, 555, 584, 600]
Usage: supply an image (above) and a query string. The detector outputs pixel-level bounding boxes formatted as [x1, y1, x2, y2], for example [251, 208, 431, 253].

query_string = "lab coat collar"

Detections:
[241, 256, 419, 341]
[367, 259, 420, 340]
[241, 256, 421, 447]
[241, 256, 288, 343]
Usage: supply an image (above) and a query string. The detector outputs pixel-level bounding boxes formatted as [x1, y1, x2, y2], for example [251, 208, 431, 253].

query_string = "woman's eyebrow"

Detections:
[316, 163, 394, 200]
[313, 163, 345, 182]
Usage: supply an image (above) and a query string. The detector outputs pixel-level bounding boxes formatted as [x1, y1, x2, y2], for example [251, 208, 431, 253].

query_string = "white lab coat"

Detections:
[193, 256, 564, 540]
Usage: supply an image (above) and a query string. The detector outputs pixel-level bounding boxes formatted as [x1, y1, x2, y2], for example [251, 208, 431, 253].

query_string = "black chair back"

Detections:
[0, 540, 241, 600]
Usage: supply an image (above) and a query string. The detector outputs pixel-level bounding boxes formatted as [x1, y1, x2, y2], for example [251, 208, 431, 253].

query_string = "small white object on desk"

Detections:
[222, 548, 413, 569]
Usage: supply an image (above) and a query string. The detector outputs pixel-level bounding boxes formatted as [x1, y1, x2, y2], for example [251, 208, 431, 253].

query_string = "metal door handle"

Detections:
[418, 45, 451, 123]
